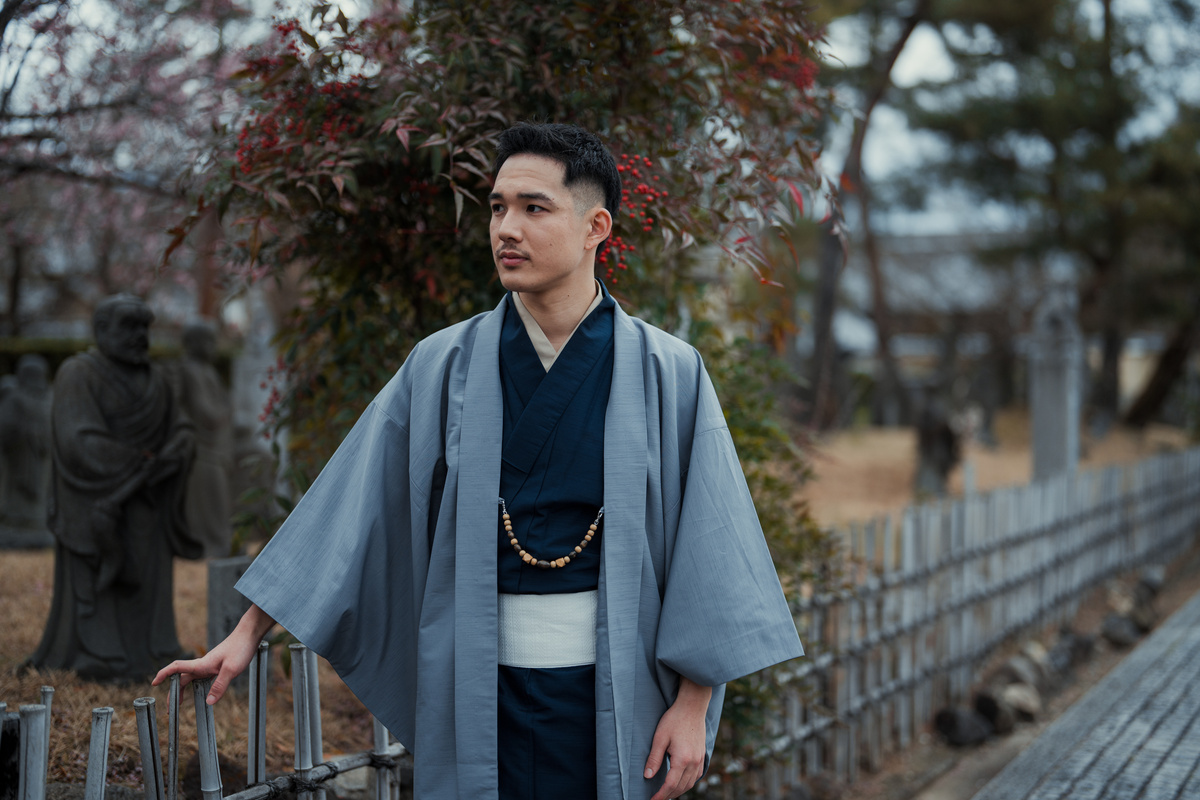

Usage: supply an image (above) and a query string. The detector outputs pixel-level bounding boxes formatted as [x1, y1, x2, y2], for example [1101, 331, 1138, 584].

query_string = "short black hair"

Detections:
[493, 123, 621, 219]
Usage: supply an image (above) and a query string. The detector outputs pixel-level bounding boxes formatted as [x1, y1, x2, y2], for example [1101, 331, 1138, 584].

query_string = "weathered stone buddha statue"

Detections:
[178, 322, 234, 557]
[30, 294, 203, 681]
[0, 355, 54, 546]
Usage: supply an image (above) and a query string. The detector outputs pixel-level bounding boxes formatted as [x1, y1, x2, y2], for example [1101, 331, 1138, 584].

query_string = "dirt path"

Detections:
[843, 539, 1200, 800]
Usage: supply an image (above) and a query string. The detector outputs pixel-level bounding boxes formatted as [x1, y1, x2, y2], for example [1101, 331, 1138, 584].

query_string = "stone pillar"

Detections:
[207, 554, 255, 651]
[1029, 287, 1082, 481]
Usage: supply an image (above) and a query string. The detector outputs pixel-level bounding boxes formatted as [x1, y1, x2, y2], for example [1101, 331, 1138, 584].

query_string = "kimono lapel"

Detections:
[453, 300, 505, 797]
[502, 298, 614, 477]
[601, 304, 649, 793]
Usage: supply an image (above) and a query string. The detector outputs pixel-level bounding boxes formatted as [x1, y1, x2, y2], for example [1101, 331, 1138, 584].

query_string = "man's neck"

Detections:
[515, 277, 600, 352]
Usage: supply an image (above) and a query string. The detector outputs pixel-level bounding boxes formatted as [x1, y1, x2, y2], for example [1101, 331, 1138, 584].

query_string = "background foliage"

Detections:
[176, 0, 839, 772]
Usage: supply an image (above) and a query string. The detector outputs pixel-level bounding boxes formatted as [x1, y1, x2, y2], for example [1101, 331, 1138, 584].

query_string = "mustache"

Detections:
[496, 248, 528, 259]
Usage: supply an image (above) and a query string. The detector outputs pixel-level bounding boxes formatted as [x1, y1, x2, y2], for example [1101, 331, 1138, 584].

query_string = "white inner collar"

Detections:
[511, 280, 604, 372]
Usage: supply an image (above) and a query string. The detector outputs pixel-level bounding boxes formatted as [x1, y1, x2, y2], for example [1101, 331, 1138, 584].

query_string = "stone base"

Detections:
[0, 523, 53, 549]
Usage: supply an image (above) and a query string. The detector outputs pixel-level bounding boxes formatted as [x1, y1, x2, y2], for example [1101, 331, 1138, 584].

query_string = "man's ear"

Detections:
[585, 207, 613, 250]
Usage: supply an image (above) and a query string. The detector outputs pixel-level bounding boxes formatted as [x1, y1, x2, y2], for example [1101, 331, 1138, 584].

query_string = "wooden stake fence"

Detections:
[3, 643, 409, 800]
[698, 446, 1200, 797]
[7, 447, 1199, 799]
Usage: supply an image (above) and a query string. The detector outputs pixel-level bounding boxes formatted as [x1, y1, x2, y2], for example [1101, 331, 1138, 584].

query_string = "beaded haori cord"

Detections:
[499, 497, 603, 569]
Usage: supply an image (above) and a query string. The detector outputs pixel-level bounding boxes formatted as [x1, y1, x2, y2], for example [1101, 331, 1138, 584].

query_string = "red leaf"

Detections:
[786, 181, 804, 214]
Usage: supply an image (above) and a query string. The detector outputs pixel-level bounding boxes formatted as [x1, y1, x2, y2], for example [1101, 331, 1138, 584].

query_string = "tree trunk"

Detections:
[194, 206, 221, 320]
[1089, 325, 1122, 435]
[860, 177, 911, 425]
[1123, 311, 1200, 428]
[809, 227, 841, 428]
[6, 240, 22, 336]
[807, 0, 930, 430]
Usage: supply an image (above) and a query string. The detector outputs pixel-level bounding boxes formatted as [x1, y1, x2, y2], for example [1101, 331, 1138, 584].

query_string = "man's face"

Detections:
[489, 154, 610, 297]
[97, 306, 151, 366]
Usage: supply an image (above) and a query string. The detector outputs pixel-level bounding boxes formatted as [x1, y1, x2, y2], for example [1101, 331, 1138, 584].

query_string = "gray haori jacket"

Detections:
[236, 298, 804, 799]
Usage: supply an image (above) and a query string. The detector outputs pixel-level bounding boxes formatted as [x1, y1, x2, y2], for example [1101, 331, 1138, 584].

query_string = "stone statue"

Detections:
[30, 294, 203, 681]
[914, 392, 960, 498]
[178, 322, 234, 558]
[0, 355, 54, 546]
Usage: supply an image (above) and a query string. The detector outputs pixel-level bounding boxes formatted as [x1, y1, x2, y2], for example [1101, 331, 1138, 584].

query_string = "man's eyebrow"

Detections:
[488, 190, 558, 205]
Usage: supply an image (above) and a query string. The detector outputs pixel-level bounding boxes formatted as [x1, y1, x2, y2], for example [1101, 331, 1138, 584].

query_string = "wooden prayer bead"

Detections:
[498, 498, 603, 572]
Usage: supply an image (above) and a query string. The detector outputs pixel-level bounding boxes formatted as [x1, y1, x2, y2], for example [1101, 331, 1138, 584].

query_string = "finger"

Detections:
[651, 762, 684, 800]
[644, 729, 669, 779]
[152, 658, 203, 686]
[677, 762, 702, 795]
[207, 666, 236, 706]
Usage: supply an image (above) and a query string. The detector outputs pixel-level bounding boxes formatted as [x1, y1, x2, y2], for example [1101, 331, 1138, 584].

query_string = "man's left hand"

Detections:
[645, 677, 712, 800]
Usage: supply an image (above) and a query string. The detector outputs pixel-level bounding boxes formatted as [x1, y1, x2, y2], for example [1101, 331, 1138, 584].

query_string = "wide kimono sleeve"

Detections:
[235, 354, 433, 745]
[653, 361, 804, 687]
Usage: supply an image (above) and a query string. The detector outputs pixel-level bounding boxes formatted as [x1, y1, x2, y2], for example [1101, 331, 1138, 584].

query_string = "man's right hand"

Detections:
[152, 603, 277, 705]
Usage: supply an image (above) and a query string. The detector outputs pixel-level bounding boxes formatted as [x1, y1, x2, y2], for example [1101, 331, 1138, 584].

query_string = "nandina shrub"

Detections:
[171, 0, 837, 774]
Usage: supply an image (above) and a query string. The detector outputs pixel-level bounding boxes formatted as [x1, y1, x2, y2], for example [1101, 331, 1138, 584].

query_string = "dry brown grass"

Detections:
[4, 413, 1191, 790]
[800, 409, 1192, 526]
[0, 553, 375, 789]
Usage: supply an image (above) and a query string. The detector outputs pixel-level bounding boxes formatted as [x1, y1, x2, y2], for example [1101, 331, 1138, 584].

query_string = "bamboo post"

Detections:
[248, 641, 269, 785]
[39, 687, 53, 764]
[18, 704, 48, 800]
[290, 644, 314, 800]
[863, 519, 881, 772]
[167, 676, 180, 800]
[133, 698, 164, 800]
[880, 515, 896, 755]
[373, 718, 392, 800]
[192, 679, 223, 800]
[84, 707, 114, 800]
[306, 648, 326, 800]
[896, 508, 915, 749]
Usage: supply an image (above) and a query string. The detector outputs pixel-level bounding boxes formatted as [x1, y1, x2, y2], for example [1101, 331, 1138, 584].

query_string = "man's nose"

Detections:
[494, 213, 522, 242]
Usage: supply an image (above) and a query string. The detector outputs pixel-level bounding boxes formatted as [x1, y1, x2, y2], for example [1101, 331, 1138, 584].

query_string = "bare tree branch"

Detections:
[0, 0, 30, 44]
[0, 155, 176, 196]
[1, 93, 141, 121]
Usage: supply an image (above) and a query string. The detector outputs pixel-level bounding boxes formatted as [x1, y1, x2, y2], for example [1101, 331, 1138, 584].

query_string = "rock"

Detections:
[935, 706, 993, 746]
[1101, 612, 1141, 648]
[975, 686, 1017, 735]
[994, 654, 1046, 692]
[1022, 641, 1049, 670]
[1107, 582, 1136, 616]
[1131, 583, 1158, 632]
[1002, 683, 1042, 720]
[1046, 628, 1091, 677]
[1139, 565, 1167, 596]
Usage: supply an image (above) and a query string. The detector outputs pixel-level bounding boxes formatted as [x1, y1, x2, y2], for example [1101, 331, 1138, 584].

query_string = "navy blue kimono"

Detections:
[237, 289, 805, 799]
[496, 290, 614, 800]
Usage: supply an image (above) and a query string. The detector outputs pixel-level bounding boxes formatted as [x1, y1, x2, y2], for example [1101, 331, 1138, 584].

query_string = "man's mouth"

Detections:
[497, 250, 527, 267]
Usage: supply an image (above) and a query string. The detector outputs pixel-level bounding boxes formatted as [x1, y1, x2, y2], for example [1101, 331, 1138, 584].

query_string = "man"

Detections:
[34, 294, 199, 680]
[155, 124, 803, 799]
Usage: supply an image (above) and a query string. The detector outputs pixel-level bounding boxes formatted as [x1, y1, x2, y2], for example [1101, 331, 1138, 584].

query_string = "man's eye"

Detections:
[491, 204, 504, 214]
[527, 204, 545, 213]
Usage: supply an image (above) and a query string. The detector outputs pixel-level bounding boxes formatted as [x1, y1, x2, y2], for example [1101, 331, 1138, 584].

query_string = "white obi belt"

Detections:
[497, 590, 598, 669]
